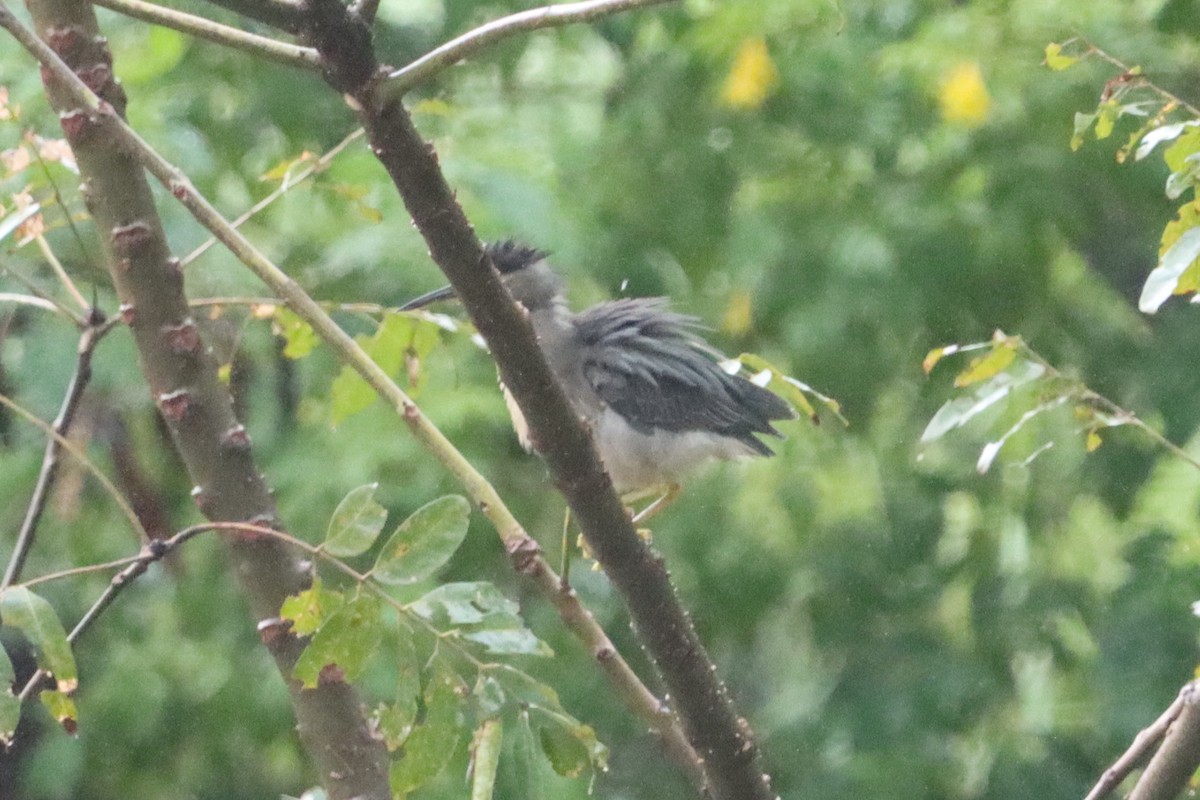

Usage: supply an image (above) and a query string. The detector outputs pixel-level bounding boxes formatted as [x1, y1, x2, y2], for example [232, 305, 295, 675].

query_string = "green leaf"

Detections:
[389, 663, 465, 797]
[376, 632, 421, 751]
[0, 587, 77, 693]
[279, 579, 346, 636]
[538, 720, 591, 778]
[273, 307, 319, 359]
[330, 314, 416, 426]
[324, 483, 388, 557]
[410, 581, 554, 656]
[372, 496, 470, 586]
[921, 359, 1046, 443]
[411, 582, 517, 626]
[530, 707, 608, 779]
[462, 627, 552, 657]
[1070, 112, 1096, 151]
[1094, 100, 1121, 140]
[1163, 125, 1200, 173]
[473, 675, 506, 718]
[511, 712, 544, 800]
[485, 664, 565, 712]
[735, 352, 846, 425]
[0, 645, 19, 746]
[470, 719, 503, 800]
[292, 595, 382, 689]
[1140, 227, 1200, 313]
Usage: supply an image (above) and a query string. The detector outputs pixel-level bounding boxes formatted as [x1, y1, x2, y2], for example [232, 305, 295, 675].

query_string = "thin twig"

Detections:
[0, 260, 88, 325]
[1, 308, 115, 591]
[1077, 38, 1200, 118]
[0, 6, 702, 783]
[0, 291, 62, 313]
[89, 0, 320, 70]
[386, 0, 678, 93]
[1085, 686, 1190, 800]
[1019, 344, 1200, 474]
[181, 127, 364, 267]
[18, 554, 143, 588]
[16, 522, 215, 701]
[0, 379, 146, 545]
[34, 233, 88, 310]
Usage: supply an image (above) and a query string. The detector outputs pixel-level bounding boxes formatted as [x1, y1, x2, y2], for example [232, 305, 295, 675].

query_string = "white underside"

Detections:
[592, 409, 757, 493]
[503, 384, 755, 493]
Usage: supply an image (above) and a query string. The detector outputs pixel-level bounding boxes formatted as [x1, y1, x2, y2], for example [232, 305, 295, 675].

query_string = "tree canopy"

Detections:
[3, 0, 1200, 799]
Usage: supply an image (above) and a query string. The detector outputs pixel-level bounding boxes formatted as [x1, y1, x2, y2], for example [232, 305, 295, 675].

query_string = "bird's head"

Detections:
[400, 240, 564, 313]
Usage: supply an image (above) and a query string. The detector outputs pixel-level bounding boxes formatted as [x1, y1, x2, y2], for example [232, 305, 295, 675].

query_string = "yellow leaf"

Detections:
[923, 347, 948, 375]
[1086, 429, 1102, 452]
[1044, 43, 1078, 71]
[721, 291, 753, 336]
[720, 38, 779, 111]
[954, 343, 1015, 388]
[938, 62, 991, 128]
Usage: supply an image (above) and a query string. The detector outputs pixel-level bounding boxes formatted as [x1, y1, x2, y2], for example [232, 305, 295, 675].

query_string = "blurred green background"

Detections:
[4, 0, 1200, 798]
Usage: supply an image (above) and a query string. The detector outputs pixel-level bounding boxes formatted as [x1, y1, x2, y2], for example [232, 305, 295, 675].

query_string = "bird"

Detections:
[400, 240, 796, 521]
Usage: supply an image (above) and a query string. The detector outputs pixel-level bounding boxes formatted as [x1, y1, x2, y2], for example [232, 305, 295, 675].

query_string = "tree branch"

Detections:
[90, 0, 319, 69]
[197, 0, 303, 34]
[1, 1, 389, 795]
[1085, 686, 1189, 800]
[0, 2, 703, 787]
[305, 2, 776, 798]
[2, 306, 111, 592]
[1126, 682, 1200, 800]
[386, 0, 678, 94]
[16, 524, 210, 701]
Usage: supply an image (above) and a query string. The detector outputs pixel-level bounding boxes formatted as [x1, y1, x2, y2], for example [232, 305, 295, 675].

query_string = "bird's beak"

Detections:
[399, 284, 456, 311]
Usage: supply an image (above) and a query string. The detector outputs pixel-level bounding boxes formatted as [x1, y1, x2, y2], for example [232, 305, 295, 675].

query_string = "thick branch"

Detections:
[309, 2, 776, 798]
[0, 2, 702, 785]
[386, 0, 678, 93]
[1128, 682, 1200, 800]
[90, 0, 319, 69]
[1086, 686, 1189, 800]
[2, 1, 389, 796]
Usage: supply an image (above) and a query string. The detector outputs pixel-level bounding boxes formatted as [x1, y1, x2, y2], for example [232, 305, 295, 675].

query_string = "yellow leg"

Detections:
[560, 506, 572, 590]
[630, 483, 682, 526]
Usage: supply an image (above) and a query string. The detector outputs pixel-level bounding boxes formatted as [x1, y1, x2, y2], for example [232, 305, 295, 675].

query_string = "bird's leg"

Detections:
[560, 506, 572, 590]
[630, 483, 682, 527]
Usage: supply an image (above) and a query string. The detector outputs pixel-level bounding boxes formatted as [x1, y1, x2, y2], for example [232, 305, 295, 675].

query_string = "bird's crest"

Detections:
[485, 240, 549, 274]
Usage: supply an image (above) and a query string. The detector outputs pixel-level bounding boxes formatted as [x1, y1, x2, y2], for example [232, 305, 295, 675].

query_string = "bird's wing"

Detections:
[574, 298, 794, 454]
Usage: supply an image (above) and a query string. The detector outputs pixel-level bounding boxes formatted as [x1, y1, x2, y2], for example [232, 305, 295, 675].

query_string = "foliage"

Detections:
[3, 0, 1200, 799]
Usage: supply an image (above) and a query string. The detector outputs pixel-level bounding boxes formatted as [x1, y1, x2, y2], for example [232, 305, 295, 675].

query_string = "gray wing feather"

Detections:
[575, 298, 795, 455]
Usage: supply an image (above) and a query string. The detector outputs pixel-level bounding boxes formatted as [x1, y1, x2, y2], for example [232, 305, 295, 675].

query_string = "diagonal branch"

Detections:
[2, 1, 389, 796]
[0, 1, 703, 786]
[90, 0, 319, 69]
[386, 0, 678, 93]
[1127, 682, 1200, 800]
[1086, 686, 1189, 800]
[2, 307, 112, 592]
[305, 2, 775, 798]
